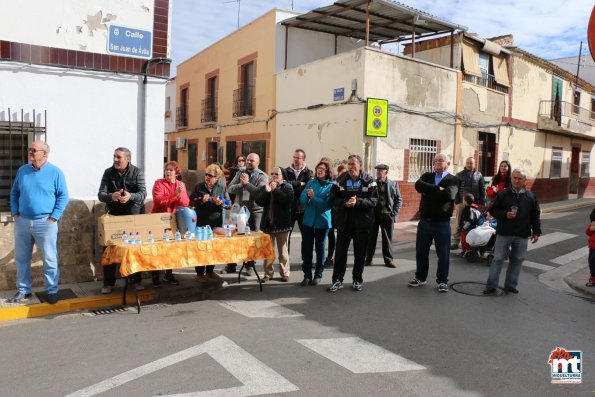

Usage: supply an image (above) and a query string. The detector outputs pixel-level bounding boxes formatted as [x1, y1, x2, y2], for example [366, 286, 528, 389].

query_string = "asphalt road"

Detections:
[0, 208, 593, 396]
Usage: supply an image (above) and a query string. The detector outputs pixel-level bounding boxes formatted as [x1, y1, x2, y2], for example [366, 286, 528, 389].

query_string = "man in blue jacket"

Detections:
[327, 155, 377, 292]
[365, 163, 402, 268]
[9, 141, 69, 304]
[408, 153, 458, 293]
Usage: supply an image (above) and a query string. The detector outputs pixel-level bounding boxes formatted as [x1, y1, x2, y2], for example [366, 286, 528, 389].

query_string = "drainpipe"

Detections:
[140, 57, 171, 173]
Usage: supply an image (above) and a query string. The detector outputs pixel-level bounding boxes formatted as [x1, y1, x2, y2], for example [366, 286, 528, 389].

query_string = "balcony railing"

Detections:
[463, 72, 508, 94]
[539, 100, 595, 128]
[176, 106, 188, 128]
[233, 85, 254, 117]
[201, 96, 217, 123]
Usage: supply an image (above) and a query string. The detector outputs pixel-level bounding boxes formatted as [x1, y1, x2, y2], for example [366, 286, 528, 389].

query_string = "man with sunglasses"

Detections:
[225, 152, 268, 274]
[9, 141, 69, 304]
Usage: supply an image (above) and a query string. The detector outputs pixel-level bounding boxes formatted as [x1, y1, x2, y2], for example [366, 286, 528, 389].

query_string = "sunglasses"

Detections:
[205, 173, 217, 178]
[28, 148, 45, 153]
[270, 172, 280, 176]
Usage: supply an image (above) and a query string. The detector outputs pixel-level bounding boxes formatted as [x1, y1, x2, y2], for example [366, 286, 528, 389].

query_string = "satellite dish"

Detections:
[589, 6, 595, 62]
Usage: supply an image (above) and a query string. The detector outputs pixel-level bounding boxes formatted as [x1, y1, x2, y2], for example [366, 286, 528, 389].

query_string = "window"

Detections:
[188, 143, 198, 170]
[165, 96, 170, 112]
[479, 52, 490, 78]
[169, 141, 177, 162]
[226, 141, 237, 165]
[234, 61, 255, 117]
[550, 148, 563, 178]
[202, 75, 217, 123]
[581, 151, 590, 177]
[573, 89, 581, 114]
[242, 140, 266, 170]
[177, 87, 189, 128]
[408, 138, 437, 182]
[591, 96, 595, 120]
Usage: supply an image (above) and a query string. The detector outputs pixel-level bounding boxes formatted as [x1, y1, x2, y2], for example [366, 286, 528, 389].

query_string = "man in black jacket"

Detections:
[98, 147, 146, 293]
[327, 154, 377, 292]
[483, 168, 541, 295]
[408, 153, 458, 292]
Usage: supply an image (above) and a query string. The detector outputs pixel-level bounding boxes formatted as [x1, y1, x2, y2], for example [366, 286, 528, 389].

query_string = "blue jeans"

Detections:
[301, 226, 329, 279]
[415, 219, 451, 284]
[486, 234, 528, 290]
[14, 216, 59, 294]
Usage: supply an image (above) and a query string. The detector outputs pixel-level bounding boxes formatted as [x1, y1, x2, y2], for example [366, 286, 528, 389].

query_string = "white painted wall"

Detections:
[0, 0, 155, 56]
[0, 62, 167, 200]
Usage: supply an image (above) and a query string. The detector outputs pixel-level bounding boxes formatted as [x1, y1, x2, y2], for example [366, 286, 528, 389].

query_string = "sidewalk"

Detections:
[1, 197, 594, 321]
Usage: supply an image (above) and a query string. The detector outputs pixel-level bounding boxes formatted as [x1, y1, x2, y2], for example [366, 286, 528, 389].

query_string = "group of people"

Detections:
[16, 140, 594, 305]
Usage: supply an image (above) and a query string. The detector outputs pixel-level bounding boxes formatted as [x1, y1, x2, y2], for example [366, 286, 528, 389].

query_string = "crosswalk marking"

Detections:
[550, 247, 589, 265]
[540, 211, 575, 220]
[296, 337, 425, 373]
[527, 232, 576, 251]
[218, 300, 304, 318]
[65, 336, 298, 397]
[522, 261, 555, 271]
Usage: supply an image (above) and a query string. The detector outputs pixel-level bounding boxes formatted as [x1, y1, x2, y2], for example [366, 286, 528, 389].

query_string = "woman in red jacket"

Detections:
[486, 160, 512, 200]
[151, 161, 189, 286]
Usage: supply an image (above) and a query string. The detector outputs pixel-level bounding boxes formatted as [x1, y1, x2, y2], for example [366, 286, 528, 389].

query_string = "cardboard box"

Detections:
[97, 213, 177, 246]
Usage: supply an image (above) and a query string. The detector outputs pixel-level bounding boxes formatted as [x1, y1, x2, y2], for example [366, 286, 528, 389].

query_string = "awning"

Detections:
[281, 0, 467, 44]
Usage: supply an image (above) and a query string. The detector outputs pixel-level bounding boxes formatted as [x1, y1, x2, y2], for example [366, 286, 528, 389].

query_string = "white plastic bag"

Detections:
[466, 223, 495, 247]
[235, 205, 250, 234]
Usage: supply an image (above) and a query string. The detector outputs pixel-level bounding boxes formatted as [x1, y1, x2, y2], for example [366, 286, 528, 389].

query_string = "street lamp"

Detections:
[140, 57, 171, 175]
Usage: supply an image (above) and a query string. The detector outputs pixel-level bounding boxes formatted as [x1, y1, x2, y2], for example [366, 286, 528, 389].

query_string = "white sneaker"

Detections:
[101, 286, 112, 294]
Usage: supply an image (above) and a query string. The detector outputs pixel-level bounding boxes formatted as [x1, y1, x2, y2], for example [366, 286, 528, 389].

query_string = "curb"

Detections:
[0, 290, 155, 322]
[563, 276, 595, 300]
[541, 200, 595, 213]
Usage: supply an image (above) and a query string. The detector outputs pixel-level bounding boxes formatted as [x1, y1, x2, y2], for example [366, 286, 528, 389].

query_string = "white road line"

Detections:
[549, 247, 589, 265]
[527, 232, 576, 251]
[522, 261, 555, 271]
[540, 211, 575, 219]
[65, 336, 298, 397]
[218, 300, 304, 318]
[296, 337, 425, 373]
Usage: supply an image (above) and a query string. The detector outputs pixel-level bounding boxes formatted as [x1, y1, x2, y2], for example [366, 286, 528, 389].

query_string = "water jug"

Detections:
[175, 206, 197, 234]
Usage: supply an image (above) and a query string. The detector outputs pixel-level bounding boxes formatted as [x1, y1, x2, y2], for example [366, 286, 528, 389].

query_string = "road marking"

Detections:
[296, 337, 425, 373]
[218, 300, 304, 318]
[527, 232, 576, 251]
[540, 211, 575, 219]
[65, 335, 298, 397]
[522, 261, 555, 271]
[550, 247, 589, 265]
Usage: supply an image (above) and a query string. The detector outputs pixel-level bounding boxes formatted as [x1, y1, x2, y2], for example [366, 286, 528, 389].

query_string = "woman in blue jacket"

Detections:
[299, 159, 334, 286]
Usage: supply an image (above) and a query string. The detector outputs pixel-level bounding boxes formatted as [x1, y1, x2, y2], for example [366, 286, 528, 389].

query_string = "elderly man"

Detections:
[365, 163, 402, 268]
[408, 153, 458, 293]
[452, 157, 485, 250]
[225, 152, 269, 274]
[327, 154, 377, 292]
[9, 141, 69, 304]
[483, 168, 541, 295]
[98, 147, 146, 293]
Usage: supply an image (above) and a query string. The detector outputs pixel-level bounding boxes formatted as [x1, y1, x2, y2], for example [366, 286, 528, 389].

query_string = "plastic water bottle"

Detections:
[184, 230, 192, 240]
[163, 229, 171, 243]
[121, 230, 128, 244]
[245, 225, 251, 236]
[147, 231, 155, 244]
[206, 225, 213, 240]
[135, 232, 141, 244]
[224, 225, 232, 238]
[222, 199, 232, 225]
[175, 228, 182, 242]
[129, 232, 135, 244]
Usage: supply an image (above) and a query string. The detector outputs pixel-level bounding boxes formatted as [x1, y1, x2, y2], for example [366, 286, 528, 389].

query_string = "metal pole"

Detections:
[575, 41, 583, 88]
[365, 0, 370, 46]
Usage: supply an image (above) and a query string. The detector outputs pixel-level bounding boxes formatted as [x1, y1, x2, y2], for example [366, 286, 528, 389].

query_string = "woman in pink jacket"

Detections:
[151, 161, 189, 286]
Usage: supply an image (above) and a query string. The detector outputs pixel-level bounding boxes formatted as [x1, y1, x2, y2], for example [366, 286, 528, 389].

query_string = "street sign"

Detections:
[365, 98, 388, 137]
[589, 6, 595, 62]
[334, 88, 345, 101]
[107, 25, 152, 59]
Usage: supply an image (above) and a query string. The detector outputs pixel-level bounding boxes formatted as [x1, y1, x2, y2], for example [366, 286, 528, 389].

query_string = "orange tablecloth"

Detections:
[101, 232, 275, 277]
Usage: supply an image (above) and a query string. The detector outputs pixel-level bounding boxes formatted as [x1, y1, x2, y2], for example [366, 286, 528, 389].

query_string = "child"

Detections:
[585, 208, 595, 287]
[459, 193, 481, 256]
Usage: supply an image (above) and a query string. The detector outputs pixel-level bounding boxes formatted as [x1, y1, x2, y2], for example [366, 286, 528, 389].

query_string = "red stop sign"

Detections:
[589, 6, 595, 62]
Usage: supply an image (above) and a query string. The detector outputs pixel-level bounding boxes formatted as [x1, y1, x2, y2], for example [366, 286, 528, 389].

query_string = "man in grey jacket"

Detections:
[365, 164, 402, 268]
[224, 152, 268, 274]
[452, 157, 485, 250]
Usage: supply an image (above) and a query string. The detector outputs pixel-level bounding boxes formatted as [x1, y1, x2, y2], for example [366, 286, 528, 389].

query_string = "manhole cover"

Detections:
[450, 282, 506, 297]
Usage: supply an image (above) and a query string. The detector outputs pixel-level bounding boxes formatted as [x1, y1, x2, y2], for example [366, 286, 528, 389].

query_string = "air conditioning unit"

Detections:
[175, 137, 187, 150]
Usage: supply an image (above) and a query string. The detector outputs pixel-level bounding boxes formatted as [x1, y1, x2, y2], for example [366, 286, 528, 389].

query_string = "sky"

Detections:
[170, 0, 593, 74]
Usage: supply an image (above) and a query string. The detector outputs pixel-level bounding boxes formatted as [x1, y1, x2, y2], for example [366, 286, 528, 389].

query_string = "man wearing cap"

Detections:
[365, 164, 402, 268]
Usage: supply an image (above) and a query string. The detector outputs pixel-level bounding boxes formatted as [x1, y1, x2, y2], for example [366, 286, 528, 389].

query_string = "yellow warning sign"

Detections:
[365, 98, 388, 137]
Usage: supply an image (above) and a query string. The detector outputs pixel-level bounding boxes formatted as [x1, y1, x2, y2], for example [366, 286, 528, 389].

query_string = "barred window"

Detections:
[550, 148, 562, 178]
[408, 138, 437, 181]
[581, 151, 590, 177]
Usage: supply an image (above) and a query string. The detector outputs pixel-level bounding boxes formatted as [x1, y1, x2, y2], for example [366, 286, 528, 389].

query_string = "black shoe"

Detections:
[152, 277, 162, 287]
[483, 287, 497, 295]
[7, 291, 32, 303]
[300, 278, 310, 287]
[504, 286, 519, 294]
[324, 258, 334, 268]
[47, 293, 59, 304]
[364, 261, 372, 267]
[310, 277, 321, 286]
[164, 274, 179, 285]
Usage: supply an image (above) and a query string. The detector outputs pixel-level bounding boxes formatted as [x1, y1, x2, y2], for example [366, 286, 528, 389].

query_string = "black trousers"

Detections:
[365, 214, 394, 265]
[332, 227, 369, 283]
[103, 263, 141, 286]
